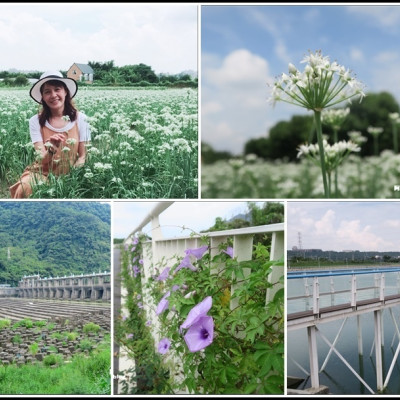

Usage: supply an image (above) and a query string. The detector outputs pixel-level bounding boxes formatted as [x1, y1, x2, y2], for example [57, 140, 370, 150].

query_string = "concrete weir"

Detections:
[12, 273, 111, 302]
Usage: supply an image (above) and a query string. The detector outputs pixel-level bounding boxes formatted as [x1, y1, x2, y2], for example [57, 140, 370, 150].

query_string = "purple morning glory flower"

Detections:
[158, 338, 171, 354]
[133, 237, 139, 245]
[124, 244, 129, 251]
[139, 259, 144, 265]
[122, 315, 127, 321]
[138, 302, 143, 309]
[136, 294, 141, 300]
[146, 320, 152, 326]
[185, 245, 209, 260]
[131, 246, 136, 252]
[223, 246, 234, 258]
[156, 267, 170, 282]
[180, 296, 212, 332]
[175, 255, 197, 273]
[156, 291, 170, 315]
[126, 333, 134, 339]
[171, 284, 180, 292]
[133, 265, 140, 278]
[184, 315, 214, 353]
[132, 256, 138, 263]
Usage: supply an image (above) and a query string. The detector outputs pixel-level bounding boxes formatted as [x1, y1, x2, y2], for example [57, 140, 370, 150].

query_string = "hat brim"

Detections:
[30, 76, 78, 104]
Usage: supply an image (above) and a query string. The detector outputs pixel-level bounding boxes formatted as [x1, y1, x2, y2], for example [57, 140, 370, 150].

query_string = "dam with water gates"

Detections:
[287, 266, 400, 395]
[0, 272, 111, 302]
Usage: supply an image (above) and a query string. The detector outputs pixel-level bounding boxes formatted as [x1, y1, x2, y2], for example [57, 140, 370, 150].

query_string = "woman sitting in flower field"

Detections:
[10, 71, 91, 198]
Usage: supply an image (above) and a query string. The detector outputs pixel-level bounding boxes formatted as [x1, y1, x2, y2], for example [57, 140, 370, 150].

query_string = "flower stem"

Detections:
[314, 110, 330, 198]
[333, 127, 339, 197]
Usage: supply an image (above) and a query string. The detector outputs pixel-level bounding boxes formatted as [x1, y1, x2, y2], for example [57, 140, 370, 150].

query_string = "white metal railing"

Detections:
[119, 202, 284, 393]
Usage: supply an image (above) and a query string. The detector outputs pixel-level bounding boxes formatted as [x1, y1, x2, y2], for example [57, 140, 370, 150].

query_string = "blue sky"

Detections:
[287, 201, 400, 252]
[0, 3, 197, 74]
[201, 4, 400, 154]
[113, 201, 269, 239]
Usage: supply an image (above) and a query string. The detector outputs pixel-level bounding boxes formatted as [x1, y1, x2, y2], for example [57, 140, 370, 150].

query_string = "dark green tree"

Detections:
[201, 142, 233, 165]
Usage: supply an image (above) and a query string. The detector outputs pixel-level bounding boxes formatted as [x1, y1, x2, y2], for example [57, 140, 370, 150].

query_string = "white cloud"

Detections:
[336, 220, 390, 251]
[202, 101, 223, 116]
[350, 47, 364, 62]
[384, 220, 400, 228]
[346, 5, 400, 31]
[205, 49, 270, 88]
[245, 9, 291, 65]
[314, 209, 335, 236]
[374, 51, 400, 64]
[202, 49, 274, 153]
[0, 4, 197, 74]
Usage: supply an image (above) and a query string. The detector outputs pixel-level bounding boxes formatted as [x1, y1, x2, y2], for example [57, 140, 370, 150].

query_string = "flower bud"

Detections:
[288, 63, 297, 74]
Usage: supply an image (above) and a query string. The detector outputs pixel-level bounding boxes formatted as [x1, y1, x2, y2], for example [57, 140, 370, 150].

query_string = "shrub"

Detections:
[78, 339, 94, 352]
[29, 342, 39, 356]
[66, 332, 79, 341]
[12, 335, 22, 344]
[0, 319, 11, 329]
[33, 320, 47, 327]
[83, 322, 101, 335]
[45, 322, 56, 331]
[50, 332, 63, 340]
[12, 318, 34, 329]
[43, 354, 63, 367]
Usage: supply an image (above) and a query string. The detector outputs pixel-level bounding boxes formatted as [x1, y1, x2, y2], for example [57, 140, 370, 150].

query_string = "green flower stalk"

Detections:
[389, 112, 400, 154]
[367, 126, 383, 156]
[322, 107, 350, 196]
[270, 50, 365, 198]
[297, 139, 360, 196]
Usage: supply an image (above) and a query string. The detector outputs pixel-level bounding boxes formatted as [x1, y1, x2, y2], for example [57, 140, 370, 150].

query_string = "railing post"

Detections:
[357, 315, 363, 356]
[304, 277, 309, 297]
[313, 277, 320, 315]
[374, 310, 383, 392]
[351, 274, 357, 307]
[379, 273, 385, 301]
[266, 231, 284, 303]
[307, 325, 320, 389]
[231, 235, 253, 311]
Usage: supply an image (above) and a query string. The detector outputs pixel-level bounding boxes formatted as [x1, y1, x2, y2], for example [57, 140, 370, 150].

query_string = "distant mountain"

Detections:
[158, 69, 197, 79]
[228, 213, 251, 223]
[0, 202, 110, 285]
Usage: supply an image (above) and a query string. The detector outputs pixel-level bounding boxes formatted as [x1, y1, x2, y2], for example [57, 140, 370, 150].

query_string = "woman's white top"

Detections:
[29, 112, 91, 143]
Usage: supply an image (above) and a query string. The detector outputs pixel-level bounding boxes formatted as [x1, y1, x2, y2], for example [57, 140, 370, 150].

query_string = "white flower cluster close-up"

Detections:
[270, 50, 366, 111]
[297, 139, 360, 172]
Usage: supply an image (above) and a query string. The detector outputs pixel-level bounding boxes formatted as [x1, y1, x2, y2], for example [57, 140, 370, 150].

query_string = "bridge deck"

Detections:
[287, 294, 400, 322]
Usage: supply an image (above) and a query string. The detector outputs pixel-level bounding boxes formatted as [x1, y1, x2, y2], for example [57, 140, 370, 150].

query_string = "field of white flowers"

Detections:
[201, 152, 400, 199]
[0, 87, 198, 198]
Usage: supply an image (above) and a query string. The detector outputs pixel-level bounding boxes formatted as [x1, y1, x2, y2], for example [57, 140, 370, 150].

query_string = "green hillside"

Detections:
[0, 202, 111, 285]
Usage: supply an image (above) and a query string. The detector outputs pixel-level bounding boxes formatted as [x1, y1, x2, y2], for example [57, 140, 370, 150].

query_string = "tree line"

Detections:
[202, 91, 400, 163]
[0, 60, 197, 88]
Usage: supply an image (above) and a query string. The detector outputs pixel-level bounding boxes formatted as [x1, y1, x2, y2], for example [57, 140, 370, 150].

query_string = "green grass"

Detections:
[0, 335, 111, 394]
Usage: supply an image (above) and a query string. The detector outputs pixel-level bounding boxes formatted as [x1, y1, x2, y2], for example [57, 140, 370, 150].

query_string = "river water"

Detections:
[287, 271, 400, 395]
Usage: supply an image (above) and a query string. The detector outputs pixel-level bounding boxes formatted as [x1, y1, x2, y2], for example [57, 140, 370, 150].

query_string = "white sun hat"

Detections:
[29, 70, 78, 104]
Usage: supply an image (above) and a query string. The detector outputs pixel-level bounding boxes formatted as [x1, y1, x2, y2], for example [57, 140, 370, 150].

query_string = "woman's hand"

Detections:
[48, 133, 66, 148]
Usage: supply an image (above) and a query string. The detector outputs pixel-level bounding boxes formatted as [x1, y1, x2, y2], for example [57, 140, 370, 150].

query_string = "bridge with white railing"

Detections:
[114, 201, 284, 394]
[287, 267, 400, 395]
